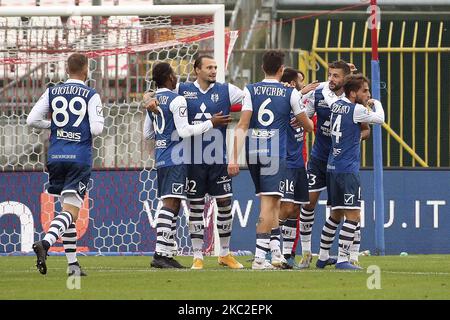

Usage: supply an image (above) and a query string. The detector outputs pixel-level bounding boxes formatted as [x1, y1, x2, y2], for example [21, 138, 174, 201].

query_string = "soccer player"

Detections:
[143, 62, 231, 268]
[27, 53, 104, 276]
[326, 74, 384, 270]
[228, 50, 314, 270]
[300, 60, 370, 268]
[274, 68, 318, 268]
[145, 55, 245, 270]
[298, 60, 351, 268]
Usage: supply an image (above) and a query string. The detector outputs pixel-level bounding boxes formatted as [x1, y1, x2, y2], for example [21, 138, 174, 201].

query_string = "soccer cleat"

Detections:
[167, 258, 187, 269]
[67, 263, 88, 277]
[252, 259, 276, 270]
[336, 261, 363, 270]
[286, 256, 300, 269]
[315, 257, 338, 269]
[349, 259, 361, 268]
[32, 241, 48, 275]
[218, 254, 244, 269]
[297, 252, 313, 269]
[271, 253, 290, 269]
[151, 253, 177, 269]
[191, 258, 204, 270]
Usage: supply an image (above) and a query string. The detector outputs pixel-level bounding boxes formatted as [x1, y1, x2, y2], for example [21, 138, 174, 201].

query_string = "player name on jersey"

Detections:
[50, 85, 90, 98]
[252, 86, 287, 97]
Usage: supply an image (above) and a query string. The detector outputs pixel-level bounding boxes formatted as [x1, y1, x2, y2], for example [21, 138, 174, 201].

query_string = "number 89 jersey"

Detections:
[48, 81, 98, 165]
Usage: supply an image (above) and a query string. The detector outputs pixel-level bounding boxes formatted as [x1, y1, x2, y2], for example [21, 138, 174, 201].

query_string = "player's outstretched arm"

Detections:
[143, 112, 155, 140]
[300, 80, 320, 95]
[142, 91, 159, 114]
[295, 112, 314, 133]
[353, 99, 385, 125]
[290, 89, 314, 132]
[27, 89, 51, 129]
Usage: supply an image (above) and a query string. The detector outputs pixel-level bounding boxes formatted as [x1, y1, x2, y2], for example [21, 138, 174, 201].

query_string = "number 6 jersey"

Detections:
[243, 79, 304, 161]
[27, 79, 105, 165]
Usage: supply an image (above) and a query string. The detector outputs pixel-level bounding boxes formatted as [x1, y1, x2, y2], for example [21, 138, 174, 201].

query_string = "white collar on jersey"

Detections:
[342, 97, 352, 103]
[261, 78, 280, 83]
[194, 80, 215, 94]
[156, 88, 173, 93]
[66, 79, 86, 85]
[323, 81, 345, 98]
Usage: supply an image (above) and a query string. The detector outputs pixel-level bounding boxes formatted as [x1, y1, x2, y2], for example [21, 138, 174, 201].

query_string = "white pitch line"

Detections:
[2, 269, 449, 276]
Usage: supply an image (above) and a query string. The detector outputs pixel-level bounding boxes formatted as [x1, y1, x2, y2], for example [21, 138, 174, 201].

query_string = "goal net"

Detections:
[0, 5, 237, 256]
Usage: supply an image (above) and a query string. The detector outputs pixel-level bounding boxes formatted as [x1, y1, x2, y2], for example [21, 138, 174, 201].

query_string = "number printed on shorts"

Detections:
[285, 179, 295, 193]
[52, 96, 87, 127]
[308, 173, 317, 187]
[186, 179, 197, 193]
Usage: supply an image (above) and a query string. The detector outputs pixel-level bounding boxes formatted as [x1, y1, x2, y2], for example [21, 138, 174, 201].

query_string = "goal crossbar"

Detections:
[0, 4, 226, 82]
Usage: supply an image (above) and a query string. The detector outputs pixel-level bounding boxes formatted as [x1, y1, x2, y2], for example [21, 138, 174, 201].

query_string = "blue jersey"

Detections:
[245, 81, 294, 161]
[48, 82, 97, 165]
[149, 90, 182, 169]
[178, 82, 231, 164]
[286, 113, 305, 168]
[327, 99, 361, 173]
[309, 84, 332, 162]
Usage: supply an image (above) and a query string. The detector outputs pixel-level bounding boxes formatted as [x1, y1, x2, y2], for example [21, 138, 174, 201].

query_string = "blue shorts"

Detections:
[282, 167, 310, 205]
[157, 165, 187, 200]
[248, 159, 286, 197]
[307, 156, 328, 192]
[46, 161, 91, 202]
[186, 164, 232, 200]
[328, 172, 361, 210]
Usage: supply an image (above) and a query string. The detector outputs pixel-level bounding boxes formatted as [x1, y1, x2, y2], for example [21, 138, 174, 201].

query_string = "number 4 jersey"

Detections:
[28, 79, 105, 165]
[327, 97, 385, 173]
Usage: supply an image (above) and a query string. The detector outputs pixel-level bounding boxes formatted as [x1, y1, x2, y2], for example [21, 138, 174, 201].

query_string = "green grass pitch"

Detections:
[0, 255, 449, 299]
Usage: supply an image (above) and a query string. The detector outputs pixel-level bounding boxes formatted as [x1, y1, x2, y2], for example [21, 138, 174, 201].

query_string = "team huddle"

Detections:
[27, 50, 384, 275]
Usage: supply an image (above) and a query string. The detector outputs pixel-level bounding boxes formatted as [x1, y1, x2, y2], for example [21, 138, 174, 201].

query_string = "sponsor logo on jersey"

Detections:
[223, 183, 231, 193]
[56, 129, 81, 142]
[251, 128, 276, 138]
[344, 194, 355, 205]
[194, 103, 212, 120]
[155, 139, 167, 148]
[217, 175, 231, 184]
[294, 129, 304, 142]
[332, 148, 342, 156]
[320, 120, 331, 136]
[172, 183, 184, 195]
[211, 93, 219, 103]
[318, 99, 329, 108]
[96, 105, 103, 117]
[183, 91, 198, 99]
[179, 106, 187, 117]
[279, 180, 285, 193]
